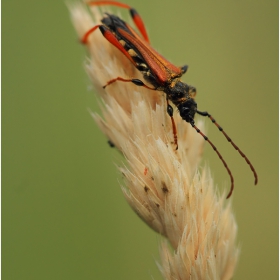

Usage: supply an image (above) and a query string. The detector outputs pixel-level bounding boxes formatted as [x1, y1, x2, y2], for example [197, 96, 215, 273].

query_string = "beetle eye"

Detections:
[179, 107, 189, 118]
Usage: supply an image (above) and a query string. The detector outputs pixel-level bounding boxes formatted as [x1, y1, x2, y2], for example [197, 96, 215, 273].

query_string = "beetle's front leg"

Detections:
[166, 99, 178, 150]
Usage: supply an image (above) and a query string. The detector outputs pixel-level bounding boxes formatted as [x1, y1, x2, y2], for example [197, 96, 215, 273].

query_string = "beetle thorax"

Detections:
[165, 79, 190, 105]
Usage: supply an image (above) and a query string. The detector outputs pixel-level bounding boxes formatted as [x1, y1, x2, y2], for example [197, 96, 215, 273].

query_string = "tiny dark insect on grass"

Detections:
[81, 0, 258, 198]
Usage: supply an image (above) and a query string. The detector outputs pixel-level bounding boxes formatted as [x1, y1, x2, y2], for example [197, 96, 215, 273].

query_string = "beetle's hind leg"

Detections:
[87, 1, 150, 43]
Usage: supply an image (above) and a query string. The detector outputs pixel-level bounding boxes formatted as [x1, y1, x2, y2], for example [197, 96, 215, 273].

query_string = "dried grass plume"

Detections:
[69, 3, 239, 279]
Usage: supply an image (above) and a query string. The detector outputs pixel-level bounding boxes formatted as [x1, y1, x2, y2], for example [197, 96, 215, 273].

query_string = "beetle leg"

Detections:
[87, 1, 150, 43]
[166, 99, 178, 150]
[80, 25, 101, 44]
[103, 77, 156, 90]
[128, 8, 149, 43]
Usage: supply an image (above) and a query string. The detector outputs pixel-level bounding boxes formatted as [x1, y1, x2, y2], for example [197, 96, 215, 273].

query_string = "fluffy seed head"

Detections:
[69, 3, 239, 279]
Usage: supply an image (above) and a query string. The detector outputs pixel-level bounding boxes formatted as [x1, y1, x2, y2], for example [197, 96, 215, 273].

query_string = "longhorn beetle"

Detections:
[81, 0, 258, 198]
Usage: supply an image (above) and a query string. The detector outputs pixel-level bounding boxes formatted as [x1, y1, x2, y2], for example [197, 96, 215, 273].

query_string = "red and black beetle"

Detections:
[81, 0, 258, 198]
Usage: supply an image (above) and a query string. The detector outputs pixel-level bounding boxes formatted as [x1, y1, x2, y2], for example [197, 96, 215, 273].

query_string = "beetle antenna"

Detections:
[191, 123, 234, 199]
[196, 110, 258, 185]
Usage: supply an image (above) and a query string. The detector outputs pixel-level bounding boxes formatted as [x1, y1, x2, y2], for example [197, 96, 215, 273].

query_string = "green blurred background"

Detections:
[2, 0, 278, 279]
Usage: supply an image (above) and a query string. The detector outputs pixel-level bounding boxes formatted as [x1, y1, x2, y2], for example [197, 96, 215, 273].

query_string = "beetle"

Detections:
[81, 0, 258, 198]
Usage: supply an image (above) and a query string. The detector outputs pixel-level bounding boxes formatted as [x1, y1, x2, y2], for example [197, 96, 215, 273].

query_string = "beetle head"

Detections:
[177, 98, 197, 124]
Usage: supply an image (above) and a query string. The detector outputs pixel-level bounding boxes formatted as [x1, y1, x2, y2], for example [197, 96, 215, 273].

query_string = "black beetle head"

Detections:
[177, 98, 197, 124]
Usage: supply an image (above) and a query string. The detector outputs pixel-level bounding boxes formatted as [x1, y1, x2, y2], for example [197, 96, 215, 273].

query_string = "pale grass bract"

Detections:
[69, 3, 239, 279]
